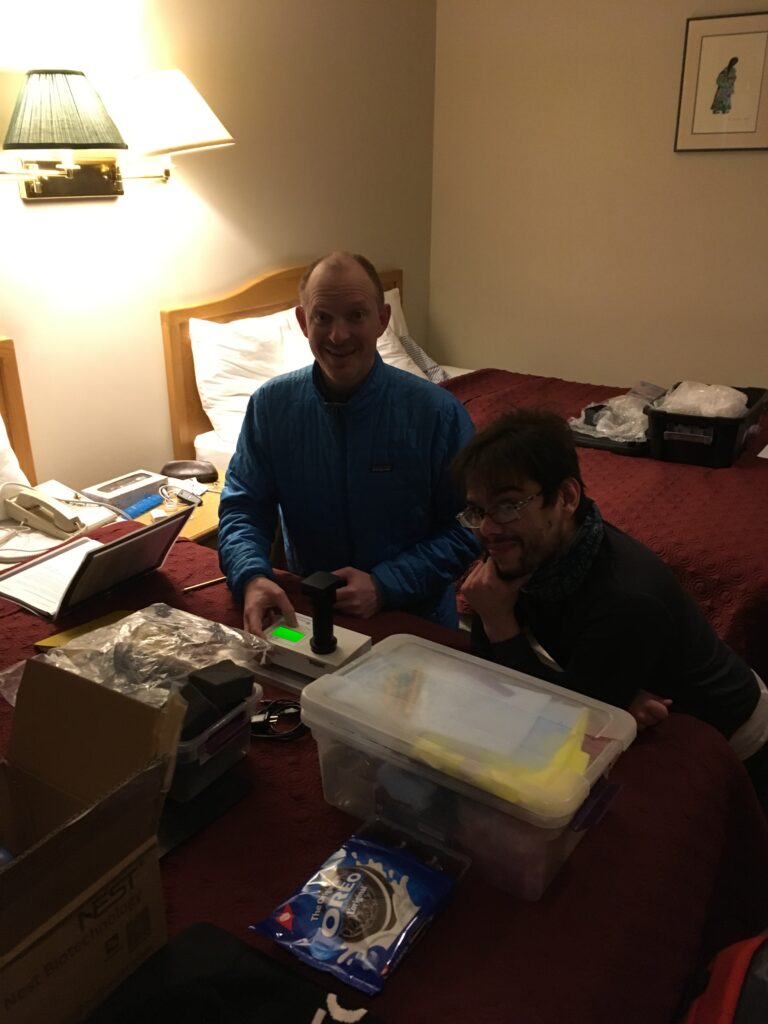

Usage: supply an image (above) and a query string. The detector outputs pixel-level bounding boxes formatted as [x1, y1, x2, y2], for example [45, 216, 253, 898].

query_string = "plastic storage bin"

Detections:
[646, 386, 767, 467]
[301, 635, 636, 900]
[168, 687, 261, 802]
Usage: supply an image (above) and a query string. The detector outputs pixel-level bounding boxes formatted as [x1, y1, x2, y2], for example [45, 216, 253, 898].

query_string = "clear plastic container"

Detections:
[301, 636, 636, 899]
[168, 687, 261, 803]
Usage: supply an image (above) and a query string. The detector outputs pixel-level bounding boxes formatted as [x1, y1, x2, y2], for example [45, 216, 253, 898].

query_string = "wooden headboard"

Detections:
[160, 264, 403, 461]
[0, 337, 36, 484]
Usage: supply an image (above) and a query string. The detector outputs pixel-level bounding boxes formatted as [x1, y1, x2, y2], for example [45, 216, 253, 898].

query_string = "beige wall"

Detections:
[0, 0, 436, 486]
[430, 0, 768, 388]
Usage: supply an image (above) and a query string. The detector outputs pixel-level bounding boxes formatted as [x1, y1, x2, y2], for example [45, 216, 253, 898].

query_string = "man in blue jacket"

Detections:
[218, 251, 480, 635]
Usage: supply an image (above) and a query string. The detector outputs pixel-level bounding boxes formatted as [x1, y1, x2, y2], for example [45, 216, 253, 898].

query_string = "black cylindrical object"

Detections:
[301, 571, 343, 655]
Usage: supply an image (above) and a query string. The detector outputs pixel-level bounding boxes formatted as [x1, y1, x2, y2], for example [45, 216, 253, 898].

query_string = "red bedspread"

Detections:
[443, 369, 768, 679]
[1, 534, 768, 1024]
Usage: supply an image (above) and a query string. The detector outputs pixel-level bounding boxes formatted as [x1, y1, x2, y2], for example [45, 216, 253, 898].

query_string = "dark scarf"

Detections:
[522, 501, 604, 602]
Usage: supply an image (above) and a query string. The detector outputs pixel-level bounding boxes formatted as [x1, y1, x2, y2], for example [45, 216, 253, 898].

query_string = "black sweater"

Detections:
[471, 522, 758, 738]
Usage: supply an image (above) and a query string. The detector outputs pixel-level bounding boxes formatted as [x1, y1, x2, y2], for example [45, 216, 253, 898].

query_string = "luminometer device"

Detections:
[263, 613, 371, 681]
[257, 571, 372, 692]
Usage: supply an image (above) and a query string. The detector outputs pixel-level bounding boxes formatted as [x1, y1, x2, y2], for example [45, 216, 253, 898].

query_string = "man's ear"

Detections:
[295, 305, 309, 338]
[377, 302, 391, 338]
[560, 477, 582, 516]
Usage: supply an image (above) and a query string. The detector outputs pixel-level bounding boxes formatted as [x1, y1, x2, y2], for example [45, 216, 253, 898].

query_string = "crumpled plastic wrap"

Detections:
[0, 602, 270, 708]
[653, 382, 748, 418]
[569, 382, 665, 443]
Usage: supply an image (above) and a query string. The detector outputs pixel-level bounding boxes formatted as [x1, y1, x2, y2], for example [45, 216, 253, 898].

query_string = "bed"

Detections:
[161, 265, 768, 678]
[2, 531, 768, 1024]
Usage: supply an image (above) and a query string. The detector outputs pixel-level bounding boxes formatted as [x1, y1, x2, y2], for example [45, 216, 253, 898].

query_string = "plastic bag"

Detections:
[0, 602, 269, 707]
[253, 832, 455, 995]
[569, 382, 665, 444]
[654, 381, 748, 418]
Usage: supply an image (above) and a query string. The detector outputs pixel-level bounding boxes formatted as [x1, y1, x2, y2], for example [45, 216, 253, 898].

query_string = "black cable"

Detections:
[250, 699, 308, 741]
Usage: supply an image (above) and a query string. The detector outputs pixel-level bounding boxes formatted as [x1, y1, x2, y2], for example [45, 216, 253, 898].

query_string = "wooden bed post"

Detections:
[0, 337, 37, 484]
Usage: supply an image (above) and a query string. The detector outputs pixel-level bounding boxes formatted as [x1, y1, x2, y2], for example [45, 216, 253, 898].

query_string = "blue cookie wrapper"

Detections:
[252, 835, 454, 995]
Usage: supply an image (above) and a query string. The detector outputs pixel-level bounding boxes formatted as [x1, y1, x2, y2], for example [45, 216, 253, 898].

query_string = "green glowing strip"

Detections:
[271, 625, 305, 643]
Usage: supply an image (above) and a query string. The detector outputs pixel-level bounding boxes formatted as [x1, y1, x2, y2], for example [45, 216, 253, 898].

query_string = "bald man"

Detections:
[218, 251, 480, 635]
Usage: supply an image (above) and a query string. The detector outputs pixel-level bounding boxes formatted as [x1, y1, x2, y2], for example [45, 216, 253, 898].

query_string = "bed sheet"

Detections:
[442, 369, 768, 680]
[2, 531, 767, 1024]
[194, 428, 235, 476]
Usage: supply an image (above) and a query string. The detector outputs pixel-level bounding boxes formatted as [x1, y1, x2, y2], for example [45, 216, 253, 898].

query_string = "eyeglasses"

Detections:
[456, 491, 542, 529]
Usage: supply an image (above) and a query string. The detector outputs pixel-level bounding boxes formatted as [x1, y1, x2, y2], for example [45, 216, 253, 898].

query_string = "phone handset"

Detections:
[4, 487, 86, 540]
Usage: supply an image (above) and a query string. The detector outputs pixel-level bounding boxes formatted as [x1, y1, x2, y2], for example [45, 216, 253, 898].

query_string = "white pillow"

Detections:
[384, 287, 409, 338]
[0, 412, 29, 488]
[189, 310, 311, 435]
[376, 323, 428, 378]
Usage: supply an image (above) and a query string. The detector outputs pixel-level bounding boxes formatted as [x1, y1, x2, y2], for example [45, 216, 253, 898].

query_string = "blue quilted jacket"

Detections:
[218, 355, 480, 626]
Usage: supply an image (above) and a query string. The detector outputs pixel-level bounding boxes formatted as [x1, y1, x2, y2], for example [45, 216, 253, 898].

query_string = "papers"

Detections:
[0, 521, 63, 562]
[0, 537, 102, 617]
[759, 443, 768, 459]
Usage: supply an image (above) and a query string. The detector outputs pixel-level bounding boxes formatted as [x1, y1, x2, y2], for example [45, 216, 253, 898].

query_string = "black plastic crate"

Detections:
[646, 386, 767, 467]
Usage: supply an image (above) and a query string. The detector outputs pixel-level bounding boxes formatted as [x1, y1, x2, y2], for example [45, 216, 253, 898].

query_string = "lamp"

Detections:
[107, 69, 234, 185]
[1, 68, 234, 202]
[3, 69, 127, 200]
[115, 70, 234, 158]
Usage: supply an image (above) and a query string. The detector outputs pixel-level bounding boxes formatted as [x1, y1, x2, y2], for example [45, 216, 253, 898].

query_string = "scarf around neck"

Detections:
[523, 500, 604, 602]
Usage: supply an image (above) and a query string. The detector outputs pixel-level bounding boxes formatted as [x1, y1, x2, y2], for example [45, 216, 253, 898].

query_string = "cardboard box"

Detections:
[0, 660, 184, 1024]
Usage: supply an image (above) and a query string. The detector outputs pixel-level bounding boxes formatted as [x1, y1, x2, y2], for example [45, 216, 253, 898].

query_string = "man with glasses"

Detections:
[453, 408, 768, 812]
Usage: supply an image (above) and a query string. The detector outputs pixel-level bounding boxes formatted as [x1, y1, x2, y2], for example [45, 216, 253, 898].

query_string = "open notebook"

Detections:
[0, 507, 193, 619]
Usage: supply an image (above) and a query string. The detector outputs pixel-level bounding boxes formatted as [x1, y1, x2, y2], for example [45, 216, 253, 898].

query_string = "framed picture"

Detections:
[675, 11, 768, 151]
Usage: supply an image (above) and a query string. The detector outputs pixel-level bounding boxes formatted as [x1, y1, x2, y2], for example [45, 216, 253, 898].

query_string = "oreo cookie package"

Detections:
[253, 834, 455, 994]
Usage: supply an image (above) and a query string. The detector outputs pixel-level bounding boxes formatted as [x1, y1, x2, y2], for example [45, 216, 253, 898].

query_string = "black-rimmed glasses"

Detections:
[456, 491, 542, 529]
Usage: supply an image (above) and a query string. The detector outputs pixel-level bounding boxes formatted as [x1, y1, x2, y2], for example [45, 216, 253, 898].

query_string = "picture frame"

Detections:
[675, 11, 768, 151]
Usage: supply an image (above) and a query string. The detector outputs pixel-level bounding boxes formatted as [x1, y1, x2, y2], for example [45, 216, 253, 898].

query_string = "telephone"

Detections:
[4, 487, 86, 540]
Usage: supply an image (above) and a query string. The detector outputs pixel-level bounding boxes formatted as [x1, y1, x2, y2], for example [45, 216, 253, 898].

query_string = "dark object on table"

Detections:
[187, 659, 255, 711]
[161, 459, 219, 483]
[301, 571, 343, 655]
[169, 660, 258, 804]
[158, 770, 252, 856]
[178, 680, 221, 740]
[85, 922, 381, 1024]
[251, 698, 309, 741]
[646, 386, 767, 467]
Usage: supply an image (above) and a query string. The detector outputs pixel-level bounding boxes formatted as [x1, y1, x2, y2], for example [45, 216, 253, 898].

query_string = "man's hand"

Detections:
[331, 567, 382, 618]
[629, 690, 673, 732]
[243, 576, 297, 637]
[461, 557, 528, 643]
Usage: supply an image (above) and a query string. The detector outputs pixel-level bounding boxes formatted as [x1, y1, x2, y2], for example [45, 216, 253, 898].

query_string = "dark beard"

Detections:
[495, 566, 531, 582]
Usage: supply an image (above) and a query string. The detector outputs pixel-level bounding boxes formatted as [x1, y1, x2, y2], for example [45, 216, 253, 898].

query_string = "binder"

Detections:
[0, 508, 193, 619]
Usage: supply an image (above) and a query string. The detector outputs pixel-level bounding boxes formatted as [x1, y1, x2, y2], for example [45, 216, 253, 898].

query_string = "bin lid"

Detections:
[301, 634, 636, 827]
